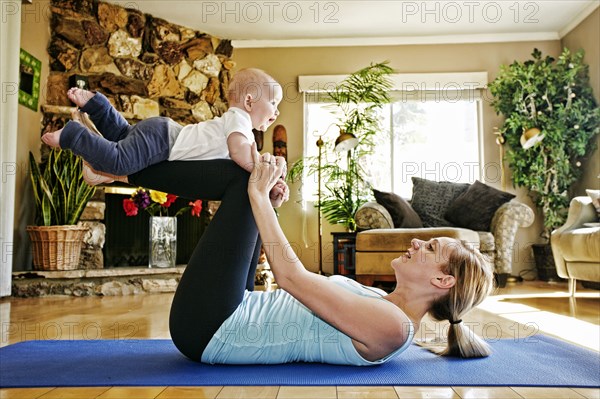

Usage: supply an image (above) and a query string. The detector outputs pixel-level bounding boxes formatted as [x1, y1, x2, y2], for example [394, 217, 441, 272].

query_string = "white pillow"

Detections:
[585, 189, 600, 219]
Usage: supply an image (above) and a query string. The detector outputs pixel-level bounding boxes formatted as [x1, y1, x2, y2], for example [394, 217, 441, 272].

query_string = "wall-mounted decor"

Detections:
[273, 125, 287, 160]
[18, 49, 41, 111]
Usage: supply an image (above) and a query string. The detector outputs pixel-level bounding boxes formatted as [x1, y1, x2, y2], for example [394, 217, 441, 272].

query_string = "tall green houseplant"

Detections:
[289, 62, 393, 231]
[27, 148, 96, 271]
[489, 48, 599, 240]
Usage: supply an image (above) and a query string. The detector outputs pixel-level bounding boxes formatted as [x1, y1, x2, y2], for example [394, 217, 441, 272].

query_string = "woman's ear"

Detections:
[431, 275, 456, 289]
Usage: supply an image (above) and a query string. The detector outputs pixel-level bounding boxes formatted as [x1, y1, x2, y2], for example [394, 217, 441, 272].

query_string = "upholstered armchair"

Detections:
[551, 196, 600, 295]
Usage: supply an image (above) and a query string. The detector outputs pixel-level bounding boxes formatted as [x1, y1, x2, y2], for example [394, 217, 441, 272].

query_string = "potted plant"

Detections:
[27, 148, 96, 270]
[489, 48, 599, 279]
[289, 62, 394, 231]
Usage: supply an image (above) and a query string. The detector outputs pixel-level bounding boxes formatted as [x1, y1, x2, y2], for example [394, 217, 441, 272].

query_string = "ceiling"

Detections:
[109, 1, 599, 47]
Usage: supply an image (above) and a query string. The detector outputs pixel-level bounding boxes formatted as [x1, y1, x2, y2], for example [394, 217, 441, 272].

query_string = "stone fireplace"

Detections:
[14, 0, 235, 296]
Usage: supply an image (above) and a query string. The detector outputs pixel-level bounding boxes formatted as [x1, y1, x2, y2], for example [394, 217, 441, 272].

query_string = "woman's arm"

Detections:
[248, 146, 411, 361]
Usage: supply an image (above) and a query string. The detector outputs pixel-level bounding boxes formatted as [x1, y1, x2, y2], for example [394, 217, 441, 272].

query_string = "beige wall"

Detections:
[233, 40, 564, 276]
[13, 1, 51, 270]
[562, 8, 600, 194]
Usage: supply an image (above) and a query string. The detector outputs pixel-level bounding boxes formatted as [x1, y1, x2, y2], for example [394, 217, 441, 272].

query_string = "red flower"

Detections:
[189, 200, 202, 217]
[164, 194, 177, 208]
[122, 198, 138, 216]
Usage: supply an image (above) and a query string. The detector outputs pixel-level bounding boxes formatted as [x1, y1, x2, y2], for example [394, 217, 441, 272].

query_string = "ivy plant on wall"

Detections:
[489, 48, 599, 240]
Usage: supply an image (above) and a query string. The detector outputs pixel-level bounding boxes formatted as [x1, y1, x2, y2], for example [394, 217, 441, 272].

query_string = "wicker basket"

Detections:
[26, 225, 88, 271]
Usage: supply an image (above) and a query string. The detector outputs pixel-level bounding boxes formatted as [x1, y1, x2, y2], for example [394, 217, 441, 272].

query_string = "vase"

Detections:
[149, 216, 177, 268]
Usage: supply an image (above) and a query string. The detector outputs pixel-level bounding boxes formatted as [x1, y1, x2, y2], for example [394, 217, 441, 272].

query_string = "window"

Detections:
[373, 90, 482, 198]
[301, 82, 483, 201]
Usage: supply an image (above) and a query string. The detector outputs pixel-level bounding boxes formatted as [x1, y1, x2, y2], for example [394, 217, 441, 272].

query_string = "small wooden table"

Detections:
[331, 232, 357, 279]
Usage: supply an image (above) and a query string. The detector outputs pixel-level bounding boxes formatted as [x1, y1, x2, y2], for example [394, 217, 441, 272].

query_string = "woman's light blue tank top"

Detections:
[201, 275, 414, 365]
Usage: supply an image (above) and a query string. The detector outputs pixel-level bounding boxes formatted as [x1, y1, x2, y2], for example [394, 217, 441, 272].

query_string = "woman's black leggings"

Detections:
[129, 160, 262, 361]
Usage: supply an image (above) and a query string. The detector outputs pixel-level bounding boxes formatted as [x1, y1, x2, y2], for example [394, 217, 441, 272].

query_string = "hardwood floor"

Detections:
[1, 280, 599, 399]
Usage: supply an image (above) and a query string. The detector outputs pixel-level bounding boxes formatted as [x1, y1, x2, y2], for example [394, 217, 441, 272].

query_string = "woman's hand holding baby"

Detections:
[249, 143, 288, 208]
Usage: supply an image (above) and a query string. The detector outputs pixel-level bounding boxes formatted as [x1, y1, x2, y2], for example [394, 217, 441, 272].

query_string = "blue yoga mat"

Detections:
[1, 335, 598, 388]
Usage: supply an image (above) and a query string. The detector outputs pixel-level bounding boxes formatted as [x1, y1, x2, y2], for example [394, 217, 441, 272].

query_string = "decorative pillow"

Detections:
[445, 180, 515, 231]
[355, 201, 393, 230]
[586, 189, 600, 220]
[410, 177, 470, 227]
[373, 189, 423, 228]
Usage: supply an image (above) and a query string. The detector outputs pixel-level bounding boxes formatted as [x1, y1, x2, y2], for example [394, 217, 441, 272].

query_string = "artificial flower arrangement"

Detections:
[122, 187, 202, 217]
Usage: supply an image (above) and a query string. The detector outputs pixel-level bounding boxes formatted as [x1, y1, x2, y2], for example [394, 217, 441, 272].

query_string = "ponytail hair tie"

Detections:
[449, 319, 462, 325]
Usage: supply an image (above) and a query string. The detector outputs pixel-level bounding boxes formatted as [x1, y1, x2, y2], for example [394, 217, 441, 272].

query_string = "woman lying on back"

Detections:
[243, 148, 495, 363]
[127, 147, 495, 364]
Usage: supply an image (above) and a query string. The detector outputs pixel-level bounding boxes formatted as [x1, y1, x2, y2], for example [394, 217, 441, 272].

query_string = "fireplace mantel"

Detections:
[12, 266, 185, 297]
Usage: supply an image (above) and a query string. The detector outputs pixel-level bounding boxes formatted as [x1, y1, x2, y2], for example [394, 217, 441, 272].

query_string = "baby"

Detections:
[42, 68, 286, 199]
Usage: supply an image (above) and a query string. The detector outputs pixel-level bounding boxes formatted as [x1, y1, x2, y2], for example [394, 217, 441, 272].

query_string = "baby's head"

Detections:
[228, 68, 282, 131]
[227, 68, 281, 105]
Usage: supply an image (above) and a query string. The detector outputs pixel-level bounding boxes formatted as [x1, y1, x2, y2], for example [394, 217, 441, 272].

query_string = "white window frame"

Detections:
[299, 72, 488, 200]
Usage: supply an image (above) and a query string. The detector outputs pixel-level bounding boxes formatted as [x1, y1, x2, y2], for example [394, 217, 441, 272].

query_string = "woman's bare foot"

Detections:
[67, 88, 94, 108]
[41, 128, 62, 148]
[82, 163, 118, 186]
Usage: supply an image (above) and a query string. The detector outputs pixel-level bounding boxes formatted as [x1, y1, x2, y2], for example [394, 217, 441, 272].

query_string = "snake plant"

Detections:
[29, 149, 96, 226]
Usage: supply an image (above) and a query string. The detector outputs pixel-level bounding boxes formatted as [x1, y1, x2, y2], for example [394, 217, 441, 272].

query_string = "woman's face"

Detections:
[391, 237, 459, 283]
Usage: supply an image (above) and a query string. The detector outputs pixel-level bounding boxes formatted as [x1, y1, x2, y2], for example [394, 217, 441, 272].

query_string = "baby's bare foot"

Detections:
[67, 88, 94, 108]
[41, 128, 62, 148]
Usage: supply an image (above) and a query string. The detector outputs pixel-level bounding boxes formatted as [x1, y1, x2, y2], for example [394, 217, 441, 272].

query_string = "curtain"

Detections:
[0, 1, 22, 296]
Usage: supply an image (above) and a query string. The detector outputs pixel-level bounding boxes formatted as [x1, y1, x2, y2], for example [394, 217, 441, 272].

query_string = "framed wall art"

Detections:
[18, 49, 41, 112]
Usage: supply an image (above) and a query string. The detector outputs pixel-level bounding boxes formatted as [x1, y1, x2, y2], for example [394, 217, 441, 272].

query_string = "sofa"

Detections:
[550, 194, 600, 296]
[354, 178, 535, 287]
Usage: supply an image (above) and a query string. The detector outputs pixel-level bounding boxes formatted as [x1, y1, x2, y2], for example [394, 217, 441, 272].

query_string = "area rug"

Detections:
[1, 335, 598, 387]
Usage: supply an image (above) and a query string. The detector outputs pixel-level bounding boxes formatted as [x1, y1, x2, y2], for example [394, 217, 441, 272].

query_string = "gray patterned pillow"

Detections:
[410, 177, 470, 227]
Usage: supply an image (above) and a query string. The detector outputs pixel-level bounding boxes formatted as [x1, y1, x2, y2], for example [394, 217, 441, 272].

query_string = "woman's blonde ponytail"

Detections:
[429, 240, 495, 358]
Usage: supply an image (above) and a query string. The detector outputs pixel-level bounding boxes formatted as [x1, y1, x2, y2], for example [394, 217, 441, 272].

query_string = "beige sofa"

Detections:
[354, 200, 534, 287]
[551, 196, 600, 295]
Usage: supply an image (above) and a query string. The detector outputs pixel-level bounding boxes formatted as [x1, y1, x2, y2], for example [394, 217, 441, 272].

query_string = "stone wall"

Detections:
[79, 190, 106, 269]
[39, 0, 232, 270]
[43, 0, 234, 131]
